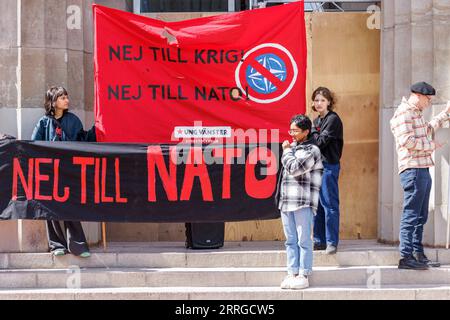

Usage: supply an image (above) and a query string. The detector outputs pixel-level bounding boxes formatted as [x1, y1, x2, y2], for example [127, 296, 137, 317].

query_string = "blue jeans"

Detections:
[399, 168, 432, 258]
[313, 162, 340, 247]
[281, 207, 314, 276]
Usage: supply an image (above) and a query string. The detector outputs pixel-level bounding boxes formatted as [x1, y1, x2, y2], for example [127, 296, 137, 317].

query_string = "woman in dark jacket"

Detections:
[31, 86, 95, 257]
[310, 87, 344, 255]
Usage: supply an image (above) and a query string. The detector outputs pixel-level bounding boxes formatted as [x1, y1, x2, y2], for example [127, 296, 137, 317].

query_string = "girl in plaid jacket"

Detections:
[277, 114, 323, 290]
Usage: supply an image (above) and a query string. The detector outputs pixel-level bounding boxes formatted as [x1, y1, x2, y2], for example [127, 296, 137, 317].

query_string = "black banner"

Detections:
[0, 137, 281, 222]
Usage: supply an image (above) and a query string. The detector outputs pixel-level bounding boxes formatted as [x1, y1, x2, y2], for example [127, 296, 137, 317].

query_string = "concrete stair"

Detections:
[1, 266, 450, 288]
[1, 240, 449, 299]
[1, 286, 450, 300]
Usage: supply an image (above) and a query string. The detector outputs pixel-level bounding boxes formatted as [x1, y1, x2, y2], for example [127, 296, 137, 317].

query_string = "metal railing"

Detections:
[250, 0, 380, 12]
[133, 0, 381, 13]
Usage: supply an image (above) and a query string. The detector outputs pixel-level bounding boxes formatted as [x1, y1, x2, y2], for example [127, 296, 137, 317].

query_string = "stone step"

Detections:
[1, 241, 449, 269]
[1, 266, 449, 289]
[0, 285, 449, 300]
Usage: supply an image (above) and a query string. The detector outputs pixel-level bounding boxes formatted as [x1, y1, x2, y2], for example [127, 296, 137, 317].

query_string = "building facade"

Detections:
[379, 0, 450, 247]
[0, 0, 449, 251]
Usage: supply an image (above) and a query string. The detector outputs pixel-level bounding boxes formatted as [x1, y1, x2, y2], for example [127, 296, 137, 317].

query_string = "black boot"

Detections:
[413, 252, 441, 268]
[314, 243, 326, 251]
[398, 257, 429, 270]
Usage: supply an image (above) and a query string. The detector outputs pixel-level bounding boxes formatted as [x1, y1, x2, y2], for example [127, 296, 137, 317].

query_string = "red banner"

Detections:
[93, 2, 306, 143]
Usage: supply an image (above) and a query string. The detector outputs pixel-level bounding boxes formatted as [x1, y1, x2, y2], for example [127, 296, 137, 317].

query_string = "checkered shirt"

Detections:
[278, 141, 324, 214]
[390, 97, 449, 174]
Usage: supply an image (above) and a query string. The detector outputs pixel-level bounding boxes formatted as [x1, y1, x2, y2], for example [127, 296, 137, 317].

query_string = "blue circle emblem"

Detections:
[245, 53, 287, 95]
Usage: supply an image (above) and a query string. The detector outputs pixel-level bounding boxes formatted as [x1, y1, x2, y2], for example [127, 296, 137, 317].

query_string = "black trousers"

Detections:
[47, 220, 89, 256]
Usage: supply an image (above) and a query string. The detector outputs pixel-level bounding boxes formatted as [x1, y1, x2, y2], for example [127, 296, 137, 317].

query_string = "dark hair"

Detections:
[311, 86, 335, 112]
[290, 114, 312, 132]
[44, 86, 68, 117]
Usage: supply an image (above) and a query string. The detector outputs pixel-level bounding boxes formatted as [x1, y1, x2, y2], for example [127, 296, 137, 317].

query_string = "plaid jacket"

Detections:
[390, 97, 449, 174]
[277, 138, 324, 214]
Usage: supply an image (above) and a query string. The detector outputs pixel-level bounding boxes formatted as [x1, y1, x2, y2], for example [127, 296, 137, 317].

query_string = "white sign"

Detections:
[174, 126, 232, 139]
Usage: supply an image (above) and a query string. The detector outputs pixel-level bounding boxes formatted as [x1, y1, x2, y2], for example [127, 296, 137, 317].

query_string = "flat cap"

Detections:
[411, 82, 436, 96]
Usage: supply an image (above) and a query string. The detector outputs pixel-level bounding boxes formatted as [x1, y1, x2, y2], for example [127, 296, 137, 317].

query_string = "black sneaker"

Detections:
[413, 252, 441, 268]
[398, 257, 429, 270]
[314, 243, 326, 251]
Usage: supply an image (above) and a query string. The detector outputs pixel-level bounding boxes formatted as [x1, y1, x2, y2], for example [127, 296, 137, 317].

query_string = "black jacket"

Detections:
[31, 112, 96, 142]
[311, 111, 343, 164]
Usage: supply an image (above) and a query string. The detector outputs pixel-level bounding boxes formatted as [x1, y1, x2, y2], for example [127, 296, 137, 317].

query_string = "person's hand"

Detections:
[282, 140, 291, 150]
[445, 101, 450, 114]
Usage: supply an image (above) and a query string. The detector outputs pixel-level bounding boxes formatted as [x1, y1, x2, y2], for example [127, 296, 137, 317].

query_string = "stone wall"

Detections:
[0, 0, 131, 252]
[379, 0, 450, 247]
[2, 0, 450, 251]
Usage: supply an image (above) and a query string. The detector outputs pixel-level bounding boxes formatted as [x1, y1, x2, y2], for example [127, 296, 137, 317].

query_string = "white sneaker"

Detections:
[290, 275, 309, 289]
[280, 274, 295, 289]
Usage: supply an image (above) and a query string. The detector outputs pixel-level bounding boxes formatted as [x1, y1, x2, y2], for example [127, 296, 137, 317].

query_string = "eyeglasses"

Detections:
[288, 129, 302, 135]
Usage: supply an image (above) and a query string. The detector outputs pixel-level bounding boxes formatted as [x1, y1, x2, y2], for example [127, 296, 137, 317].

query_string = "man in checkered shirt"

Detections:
[390, 82, 450, 270]
[276, 114, 323, 290]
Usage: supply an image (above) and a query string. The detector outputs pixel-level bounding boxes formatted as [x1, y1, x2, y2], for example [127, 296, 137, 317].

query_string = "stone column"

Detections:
[430, 0, 450, 247]
[0, 0, 20, 252]
[378, 0, 396, 243]
[0, 0, 47, 253]
[379, 0, 450, 247]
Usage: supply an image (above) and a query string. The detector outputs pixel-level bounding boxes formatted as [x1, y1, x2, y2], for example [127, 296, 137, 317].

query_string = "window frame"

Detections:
[134, 0, 239, 13]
